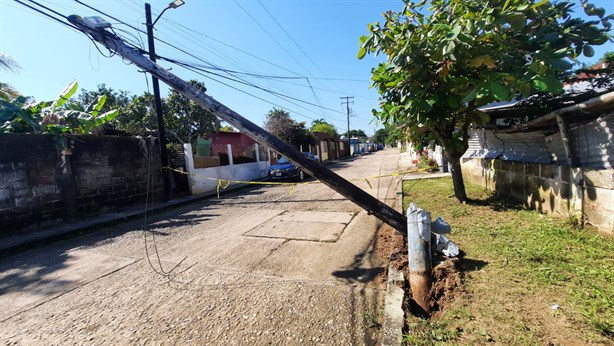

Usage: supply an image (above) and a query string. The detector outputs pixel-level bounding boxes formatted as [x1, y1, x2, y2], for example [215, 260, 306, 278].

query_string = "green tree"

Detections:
[310, 118, 337, 137]
[116, 92, 158, 135]
[165, 80, 220, 144]
[359, 0, 611, 202]
[291, 121, 316, 146]
[264, 108, 315, 146]
[0, 53, 21, 101]
[0, 80, 118, 134]
[599, 51, 614, 63]
[264, 107, 295, 143]
[345, 129, 367, 139]
[374, 128, 388, 144]
[70, 84, 132, 114]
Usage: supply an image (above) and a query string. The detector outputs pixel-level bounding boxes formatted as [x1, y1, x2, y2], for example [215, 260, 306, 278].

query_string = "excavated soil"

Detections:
[383, 227, 465, 318]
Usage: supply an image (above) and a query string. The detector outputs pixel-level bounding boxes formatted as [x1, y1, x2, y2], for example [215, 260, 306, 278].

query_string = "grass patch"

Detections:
[402, 177, 613, 345]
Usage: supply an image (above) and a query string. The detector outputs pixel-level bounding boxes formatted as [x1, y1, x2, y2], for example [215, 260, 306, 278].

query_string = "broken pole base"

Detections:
[407, 202, 433, 315]
[408, 272, 432, 316]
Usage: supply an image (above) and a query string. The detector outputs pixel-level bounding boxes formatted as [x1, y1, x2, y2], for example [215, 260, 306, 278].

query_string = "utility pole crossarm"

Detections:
[67, 15, 408, 235]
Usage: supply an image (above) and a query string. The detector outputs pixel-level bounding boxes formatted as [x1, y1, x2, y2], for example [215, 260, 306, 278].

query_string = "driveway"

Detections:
[0, 149, 403, 345]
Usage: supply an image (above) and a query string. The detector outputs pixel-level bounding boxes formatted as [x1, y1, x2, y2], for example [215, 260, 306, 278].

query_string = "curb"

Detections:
[382, 268, 406, 346]
[380, 158, 409, 345]
[0, 182, 264, 257]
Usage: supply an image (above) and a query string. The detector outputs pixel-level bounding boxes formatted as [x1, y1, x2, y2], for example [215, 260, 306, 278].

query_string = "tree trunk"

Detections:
[445, 150, 468, 202]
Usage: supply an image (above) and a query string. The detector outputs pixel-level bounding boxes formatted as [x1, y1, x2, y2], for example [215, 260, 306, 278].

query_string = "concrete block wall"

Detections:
[462, 158, 613, 234]
[70, 136, 163, 215]
[0, 134, 164, 235]
[0, 134, 64, 232]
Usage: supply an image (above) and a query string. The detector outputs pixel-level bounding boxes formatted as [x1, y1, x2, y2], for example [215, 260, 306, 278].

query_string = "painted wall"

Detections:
[184, 143, 270, 195]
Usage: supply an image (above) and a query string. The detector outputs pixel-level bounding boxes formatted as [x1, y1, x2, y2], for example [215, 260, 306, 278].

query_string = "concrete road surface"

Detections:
[0, 149, 404, 345]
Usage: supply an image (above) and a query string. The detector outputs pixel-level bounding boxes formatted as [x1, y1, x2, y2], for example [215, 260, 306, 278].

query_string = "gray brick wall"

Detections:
[0, 134, 164, 235]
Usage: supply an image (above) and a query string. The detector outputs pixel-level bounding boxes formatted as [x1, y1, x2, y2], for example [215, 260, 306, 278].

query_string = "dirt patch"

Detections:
[378, 222, 465, 317]
[372, 223, 405, 288]
[429, 257, 464, 315]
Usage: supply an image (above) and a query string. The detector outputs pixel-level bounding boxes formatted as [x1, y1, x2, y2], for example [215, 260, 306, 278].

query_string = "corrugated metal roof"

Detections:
[496, 132, 551, 163]
[464, 130, 551, 163]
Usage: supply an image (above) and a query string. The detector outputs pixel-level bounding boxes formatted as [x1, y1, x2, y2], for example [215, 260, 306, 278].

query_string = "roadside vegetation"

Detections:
[402, 177, 613, 345]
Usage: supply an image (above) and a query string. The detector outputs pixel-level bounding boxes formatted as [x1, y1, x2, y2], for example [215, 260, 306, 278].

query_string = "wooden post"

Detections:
[555, 113, 579, 167]
[407, 202, 432, 314]
[67, 15, 408, 234]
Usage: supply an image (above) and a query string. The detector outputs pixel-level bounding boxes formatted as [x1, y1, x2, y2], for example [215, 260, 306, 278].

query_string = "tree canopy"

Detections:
[264, 108, 315, 146]
[165, 80, 220, 144]
[359, 0, 612, 201]
[345, 129, 367, 139]
[0, 52, 21, 101]
[311, 118, 337, 137]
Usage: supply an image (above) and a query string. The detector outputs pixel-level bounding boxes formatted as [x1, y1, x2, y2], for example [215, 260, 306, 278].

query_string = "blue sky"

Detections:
[1, 0, 613, 136]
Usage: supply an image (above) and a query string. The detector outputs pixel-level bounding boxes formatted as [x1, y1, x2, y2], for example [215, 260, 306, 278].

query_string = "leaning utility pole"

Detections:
[340, 96, 354, 139]
[67, 15, 408, 235]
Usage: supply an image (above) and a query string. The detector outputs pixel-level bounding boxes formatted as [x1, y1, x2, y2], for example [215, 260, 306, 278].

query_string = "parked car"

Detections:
[377, 144, 384, 151]
[269, 152, 318, 181]
[302, 152, 319, 162]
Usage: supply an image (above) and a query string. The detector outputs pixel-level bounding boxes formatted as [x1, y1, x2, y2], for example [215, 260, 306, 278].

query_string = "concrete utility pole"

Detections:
[145, 3, 171, 201]
[145, 1, 184, 201]
[340, 96, 354, 139]
[67, 15, 408, 235]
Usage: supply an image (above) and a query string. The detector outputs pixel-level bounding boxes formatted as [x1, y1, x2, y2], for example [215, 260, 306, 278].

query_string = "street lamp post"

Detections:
[145, 0, 184, 201]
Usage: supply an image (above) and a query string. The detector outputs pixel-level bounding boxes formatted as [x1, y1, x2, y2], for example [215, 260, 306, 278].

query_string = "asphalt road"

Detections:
[0, 149, 403, 346]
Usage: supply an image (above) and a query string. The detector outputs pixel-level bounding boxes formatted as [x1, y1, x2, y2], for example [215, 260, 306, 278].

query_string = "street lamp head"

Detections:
[168, 0, 185, 9]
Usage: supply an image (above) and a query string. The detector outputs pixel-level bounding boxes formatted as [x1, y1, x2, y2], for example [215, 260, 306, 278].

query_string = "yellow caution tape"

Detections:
[165, 166, 424, 198]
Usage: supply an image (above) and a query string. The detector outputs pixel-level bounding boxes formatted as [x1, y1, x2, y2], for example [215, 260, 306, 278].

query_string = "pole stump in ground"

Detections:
[407, 202, 432, 314]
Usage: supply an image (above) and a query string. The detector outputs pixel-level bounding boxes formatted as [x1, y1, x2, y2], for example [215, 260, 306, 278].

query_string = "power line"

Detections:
[254, 0, 346, 98]
[254, 0, 330, 119]
[232, 0, 311, 76]
[163, 57, 347, 118]
[20, 1, 361, 127]
[15, 0, 79, 32]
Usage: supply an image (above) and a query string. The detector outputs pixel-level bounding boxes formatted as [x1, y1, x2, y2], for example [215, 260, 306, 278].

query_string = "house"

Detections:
[462, 91, 614, 234]
[184, 131, 270, 195]
[313, 132, 349, 161]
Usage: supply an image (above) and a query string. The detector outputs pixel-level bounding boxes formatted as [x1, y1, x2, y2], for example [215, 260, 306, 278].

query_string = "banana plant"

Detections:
[0, 80, 119, 134]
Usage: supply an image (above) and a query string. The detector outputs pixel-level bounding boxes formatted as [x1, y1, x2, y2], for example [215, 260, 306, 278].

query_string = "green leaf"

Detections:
[448, 97, 459, 108]
[446, 25, 461, 40]
[583, 45, 595, 58]
[51, 80, 78, 110]
[443, 41, 456, 56]
[417, 99, 433, 112]
[462, 87, 477, 103]
[507, 14, 527, 31]
[534, 76, 563, 93]
[358, 47, 367, 59]
[490, 82, 510, 101]
[101, 109, 119, 121]
[475, 110, 490, 123]
[533, 78, 548, 92]
[531, 0, 549, 9]
[501, 0, 511, 12]
[86, 95, 107, 116]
